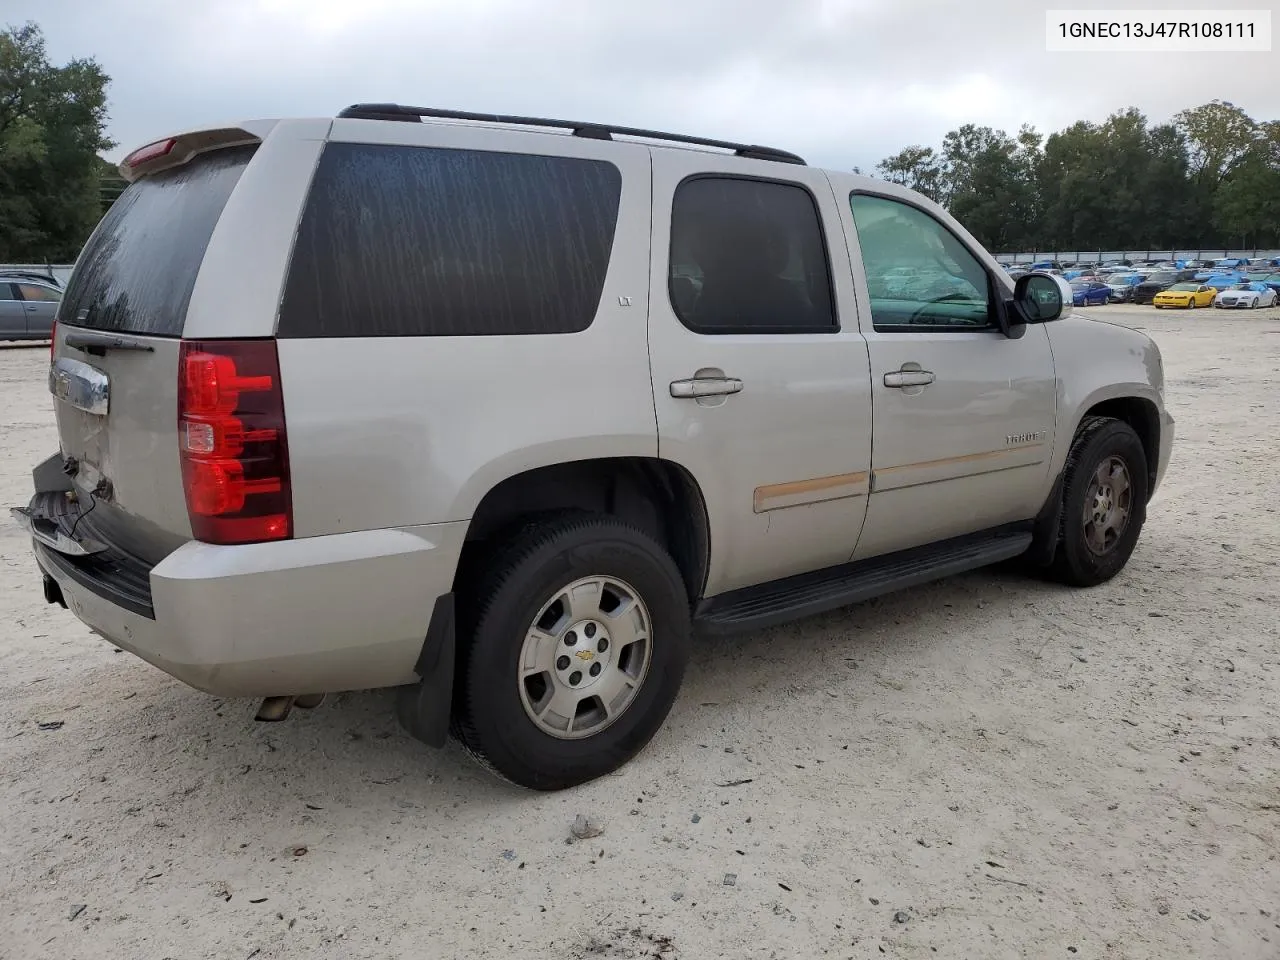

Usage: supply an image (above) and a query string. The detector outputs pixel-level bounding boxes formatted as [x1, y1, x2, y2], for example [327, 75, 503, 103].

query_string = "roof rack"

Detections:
[336, 103, 806, 165]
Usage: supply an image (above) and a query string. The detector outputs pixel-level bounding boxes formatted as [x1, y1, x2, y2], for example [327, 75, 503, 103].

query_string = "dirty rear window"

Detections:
[277, 143, 622, 338]
[58, 145, 257, 336]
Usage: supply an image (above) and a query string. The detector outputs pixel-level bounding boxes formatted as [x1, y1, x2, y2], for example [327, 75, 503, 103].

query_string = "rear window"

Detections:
[58, 145, 257, 336]
[277, 143, 622, 338]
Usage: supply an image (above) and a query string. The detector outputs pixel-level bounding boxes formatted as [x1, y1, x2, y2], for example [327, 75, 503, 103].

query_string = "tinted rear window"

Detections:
[277, 143, 622, 338]
[58, 145, 256, 336]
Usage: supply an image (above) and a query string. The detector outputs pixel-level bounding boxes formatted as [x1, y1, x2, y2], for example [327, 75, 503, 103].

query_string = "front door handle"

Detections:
[884, 370, 935, 388]
[669, 377, 744, 399]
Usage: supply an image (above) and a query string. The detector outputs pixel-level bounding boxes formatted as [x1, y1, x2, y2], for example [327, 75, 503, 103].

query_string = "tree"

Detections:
[1174, 100, 1257, 185]
[875, 145, 943, 201]
[1214, 120, 1280, 247]
[0, 22, 112, 262]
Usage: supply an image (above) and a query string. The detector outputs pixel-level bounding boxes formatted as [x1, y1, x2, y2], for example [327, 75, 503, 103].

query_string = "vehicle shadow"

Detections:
[36, 561, 1074, 834]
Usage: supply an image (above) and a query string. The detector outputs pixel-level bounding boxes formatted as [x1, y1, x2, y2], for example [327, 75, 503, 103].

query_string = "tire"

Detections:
[452, 513, 691, 790]
[1046, 418, 1149, 587]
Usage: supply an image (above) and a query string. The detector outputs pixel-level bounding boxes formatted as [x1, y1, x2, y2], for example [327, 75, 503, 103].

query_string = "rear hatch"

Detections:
[51, 143, 258, 565]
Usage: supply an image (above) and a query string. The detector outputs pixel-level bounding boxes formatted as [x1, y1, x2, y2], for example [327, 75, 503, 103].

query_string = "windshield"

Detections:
[1147, 273, 1176, 283]
[1169, 283, 1198, 291]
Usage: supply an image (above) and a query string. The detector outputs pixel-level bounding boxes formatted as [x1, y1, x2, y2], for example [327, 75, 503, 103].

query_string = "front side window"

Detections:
[848, 194, 992, 331]
[668, 176, 835, 334]
[0, 283, 16, 302]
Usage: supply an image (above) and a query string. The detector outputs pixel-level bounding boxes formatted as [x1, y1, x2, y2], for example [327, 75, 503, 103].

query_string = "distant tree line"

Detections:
[874, 101, 1280, 252]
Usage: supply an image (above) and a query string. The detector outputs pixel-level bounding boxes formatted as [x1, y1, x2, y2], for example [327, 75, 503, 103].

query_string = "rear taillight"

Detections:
[50, 319, 56, 358]
[178, 339, 291, 544]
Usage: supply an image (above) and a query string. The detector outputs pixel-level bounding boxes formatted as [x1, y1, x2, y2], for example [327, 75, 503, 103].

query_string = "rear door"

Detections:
[50, 139, 271, 563]
[647, 153, 873, 597]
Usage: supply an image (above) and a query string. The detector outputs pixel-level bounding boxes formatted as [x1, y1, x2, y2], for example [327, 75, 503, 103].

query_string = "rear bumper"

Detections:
[31, 509, 468, 696]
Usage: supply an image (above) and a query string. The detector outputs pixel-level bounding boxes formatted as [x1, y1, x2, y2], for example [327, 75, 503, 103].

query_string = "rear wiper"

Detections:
[63, 331, 155, 355]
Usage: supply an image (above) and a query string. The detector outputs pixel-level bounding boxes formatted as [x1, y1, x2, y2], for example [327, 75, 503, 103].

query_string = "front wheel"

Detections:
[452, 514, 691, 790]
[1047, 418, 1149, 587]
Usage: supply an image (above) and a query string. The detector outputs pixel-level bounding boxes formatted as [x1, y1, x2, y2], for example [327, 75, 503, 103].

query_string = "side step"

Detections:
[693, 527, 1033, 636]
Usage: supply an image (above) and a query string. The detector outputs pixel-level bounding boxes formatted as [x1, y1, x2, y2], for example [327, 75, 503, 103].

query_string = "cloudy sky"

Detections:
[10, 0, 1278, 170]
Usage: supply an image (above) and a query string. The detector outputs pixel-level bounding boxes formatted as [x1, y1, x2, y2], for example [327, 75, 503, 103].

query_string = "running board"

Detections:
[694, 527, 1033, 636]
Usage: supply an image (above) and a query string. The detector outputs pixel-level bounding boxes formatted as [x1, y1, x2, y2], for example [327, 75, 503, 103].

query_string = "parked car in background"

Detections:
[1070, 280, 1111, 306]
[1214, 282, 1278, 309]
[1257, 273, 1280, 294]
[0, 270, 63, 289]
[1107, 274, 1148, 302]
[1, 275, 61, 341]
[1247, 257, 1280, 269]
[1202, 274, 1245, 290]
[1132, 270, 1195, 304]
[1153, 282, 1216, 308]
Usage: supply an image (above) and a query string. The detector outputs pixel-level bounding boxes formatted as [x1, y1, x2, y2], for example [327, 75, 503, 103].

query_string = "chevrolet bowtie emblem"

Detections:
[574, 650, 595, 662]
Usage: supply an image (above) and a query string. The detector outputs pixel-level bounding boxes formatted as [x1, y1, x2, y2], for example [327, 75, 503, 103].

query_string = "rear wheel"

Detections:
[452, 514, 690, 790]
[1046, 418, 1149, 587]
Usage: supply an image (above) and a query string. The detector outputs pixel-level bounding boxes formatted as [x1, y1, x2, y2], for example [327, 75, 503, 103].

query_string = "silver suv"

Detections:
[14, 104, 1174, 790]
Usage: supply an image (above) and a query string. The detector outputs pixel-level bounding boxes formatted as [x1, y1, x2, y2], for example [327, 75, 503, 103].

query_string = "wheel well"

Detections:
[457, 458, 710, 603]
[1080, 397, 1160, 499]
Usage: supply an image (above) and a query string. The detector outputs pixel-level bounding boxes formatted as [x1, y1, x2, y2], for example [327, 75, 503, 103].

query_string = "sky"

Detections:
[9, 0, 1278, 170]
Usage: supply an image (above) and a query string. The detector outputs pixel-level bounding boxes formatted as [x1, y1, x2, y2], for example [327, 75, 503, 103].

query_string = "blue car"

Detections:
[1202, 274, 1245, 290]
[1071, 280, 1111, 306]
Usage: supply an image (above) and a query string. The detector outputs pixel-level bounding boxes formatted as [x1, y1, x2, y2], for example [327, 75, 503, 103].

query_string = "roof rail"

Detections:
[336, 103, 806, 165]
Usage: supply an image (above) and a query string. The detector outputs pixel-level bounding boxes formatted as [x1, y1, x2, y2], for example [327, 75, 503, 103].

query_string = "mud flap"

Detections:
[395, 592, 456, 748]
[1026, 470, 1066, 567]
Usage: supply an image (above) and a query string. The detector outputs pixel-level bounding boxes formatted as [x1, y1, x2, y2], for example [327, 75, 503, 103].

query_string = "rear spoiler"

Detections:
[117, 121, 281, 182]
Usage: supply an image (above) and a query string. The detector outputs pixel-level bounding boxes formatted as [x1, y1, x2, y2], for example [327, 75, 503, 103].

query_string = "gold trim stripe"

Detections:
[753, 471, 870, 513]
[874, 442, 1045, 476]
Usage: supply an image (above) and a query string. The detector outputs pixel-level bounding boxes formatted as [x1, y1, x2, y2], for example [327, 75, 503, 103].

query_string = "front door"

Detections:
[0, 283, 26, 339]
[15, 281, 61, 337]
[834, 187, 1058, 561]
[647, 155, 873, 597]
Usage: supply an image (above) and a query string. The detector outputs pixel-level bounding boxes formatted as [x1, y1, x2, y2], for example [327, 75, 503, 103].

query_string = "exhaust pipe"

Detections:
[255, 696, 294, 722]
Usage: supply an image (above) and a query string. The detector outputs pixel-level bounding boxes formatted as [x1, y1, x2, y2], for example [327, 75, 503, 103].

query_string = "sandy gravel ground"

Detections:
[2, 304, 1278, 960]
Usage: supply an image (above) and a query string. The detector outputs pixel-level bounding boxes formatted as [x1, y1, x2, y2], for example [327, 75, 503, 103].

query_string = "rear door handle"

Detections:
[884, 370, 935, 388]
[670, 377, 743, 399]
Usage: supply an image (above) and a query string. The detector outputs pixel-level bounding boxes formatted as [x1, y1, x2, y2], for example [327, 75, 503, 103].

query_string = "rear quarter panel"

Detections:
[278, 123, 657, 536]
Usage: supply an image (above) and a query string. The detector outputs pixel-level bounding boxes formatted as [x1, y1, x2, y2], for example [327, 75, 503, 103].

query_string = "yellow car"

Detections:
[1152, 282, 1216, 308]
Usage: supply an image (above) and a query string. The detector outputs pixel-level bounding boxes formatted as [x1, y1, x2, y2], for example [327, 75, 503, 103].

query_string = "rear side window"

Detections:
[58, 145, 257, 336]
[668, 176, 835, 334]
[277, 144, 622, 338]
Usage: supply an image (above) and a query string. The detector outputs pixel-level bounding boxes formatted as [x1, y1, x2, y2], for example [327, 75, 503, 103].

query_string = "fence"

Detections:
[994, 250, 1280, 264]
[1, 263, 76, 284]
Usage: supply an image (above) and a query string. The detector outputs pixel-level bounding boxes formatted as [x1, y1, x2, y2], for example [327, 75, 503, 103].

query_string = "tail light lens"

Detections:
[178, 339, 291, 544]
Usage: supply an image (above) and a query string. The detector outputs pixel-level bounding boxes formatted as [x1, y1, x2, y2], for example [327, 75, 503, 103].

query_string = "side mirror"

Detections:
[1012, 272, 1069, 323]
